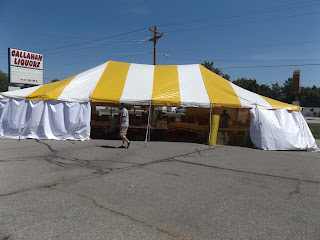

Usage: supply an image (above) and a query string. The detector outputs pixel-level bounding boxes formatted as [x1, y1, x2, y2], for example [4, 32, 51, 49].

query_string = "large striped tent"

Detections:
[2, 60, 315, 150]
[0, 61, 301, 111]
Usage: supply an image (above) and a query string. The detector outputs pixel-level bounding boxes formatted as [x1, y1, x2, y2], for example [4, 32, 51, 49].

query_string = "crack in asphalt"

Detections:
[1, 142, 319, 239]
[270, 150, 320, 160]
[0, 147, 20, 150]
[84, 196, 189, 240]
[1, 143, 319, 198]
[172, 158, 320, 184]
[0, 183, 60, 198]
[36, 141, 57, 154]
[53, 188, 189, 240]
[0, 160, 27, 162]
[0, 146, 217, 197]
[36, 141, 114, 173]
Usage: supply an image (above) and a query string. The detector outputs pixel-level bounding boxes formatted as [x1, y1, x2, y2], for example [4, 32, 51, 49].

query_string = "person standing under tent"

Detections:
[119, 103, 132, 149]
[220, 109, 231, 144]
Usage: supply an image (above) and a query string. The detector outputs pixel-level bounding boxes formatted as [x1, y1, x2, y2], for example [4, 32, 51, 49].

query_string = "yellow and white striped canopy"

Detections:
[0, 61, 301, 111]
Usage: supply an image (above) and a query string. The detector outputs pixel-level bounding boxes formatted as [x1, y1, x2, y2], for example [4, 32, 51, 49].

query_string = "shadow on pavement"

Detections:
[100, 145, 120, 149]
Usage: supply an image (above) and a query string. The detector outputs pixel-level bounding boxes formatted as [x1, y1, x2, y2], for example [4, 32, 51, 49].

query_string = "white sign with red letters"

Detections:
[9, 48, 43, 85]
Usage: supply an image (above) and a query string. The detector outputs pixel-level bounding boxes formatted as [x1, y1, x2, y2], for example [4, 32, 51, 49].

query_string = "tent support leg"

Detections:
[208, 104, 212, 149]
[209, 104, 220, 147]
[144, 101, 152, 147]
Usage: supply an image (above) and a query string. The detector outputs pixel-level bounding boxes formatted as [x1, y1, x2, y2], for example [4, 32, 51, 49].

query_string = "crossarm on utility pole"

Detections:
[149, 26, 163, 65]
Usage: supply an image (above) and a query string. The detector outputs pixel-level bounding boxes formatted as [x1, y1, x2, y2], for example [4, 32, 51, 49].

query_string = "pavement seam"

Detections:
[0, 183, 59, 198]
[2, 144, 319, 197]
[268, 150, 320, 160]
[172, 158, 320, 184]
[0, 146, 220, 198]
[0, 185, 189, 239]
[52, 188, 189, 240]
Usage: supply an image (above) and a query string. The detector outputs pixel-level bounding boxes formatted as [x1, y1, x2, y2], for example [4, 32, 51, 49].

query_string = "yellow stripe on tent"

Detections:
[261, 96, 302, 111]
[90, 61, 131, 103]
[199, 65, 241, 108]
[26, 75, 76, 100]
[152, 65, 180, 106]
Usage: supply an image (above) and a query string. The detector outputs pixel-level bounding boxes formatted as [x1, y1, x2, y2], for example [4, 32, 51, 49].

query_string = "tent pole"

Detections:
[209, 104, 220, 147]
[208, 103, 212, 149]
[144, 100, 152, 147]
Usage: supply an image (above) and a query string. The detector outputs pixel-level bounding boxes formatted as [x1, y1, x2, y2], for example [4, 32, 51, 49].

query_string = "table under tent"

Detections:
[0, 61, 317, 150]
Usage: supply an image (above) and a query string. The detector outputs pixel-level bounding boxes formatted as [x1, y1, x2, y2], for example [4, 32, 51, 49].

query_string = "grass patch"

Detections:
[309, 125, 320, 139]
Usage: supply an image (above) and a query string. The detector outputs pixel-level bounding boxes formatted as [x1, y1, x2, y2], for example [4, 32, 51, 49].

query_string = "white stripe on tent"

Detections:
[120, 63, 155, 105]
[58, 62, 109, 102]
[230, 82, 272, 109]
[0, 86, 42, 100]
[177, 64, 210, 107]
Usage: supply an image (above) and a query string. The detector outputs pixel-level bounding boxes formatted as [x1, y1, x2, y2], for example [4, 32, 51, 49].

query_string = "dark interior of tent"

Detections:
[90, 103, 253, 147]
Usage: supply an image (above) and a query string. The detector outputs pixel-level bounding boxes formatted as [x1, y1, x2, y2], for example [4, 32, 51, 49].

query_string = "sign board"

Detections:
[8, 48, 43, 85]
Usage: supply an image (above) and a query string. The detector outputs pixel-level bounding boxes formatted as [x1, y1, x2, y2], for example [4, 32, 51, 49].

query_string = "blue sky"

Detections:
[1, 0, 320, 86]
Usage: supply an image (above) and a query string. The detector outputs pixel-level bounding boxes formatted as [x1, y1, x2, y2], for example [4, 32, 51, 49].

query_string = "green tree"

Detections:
[258, 84, 274, 98]
[0, 71, 9, 92]
[201, 61, 230, 80]
[232, 78, 260, 93]
[300, 85, 320, 107]
[51, 78, 60, 83]
[201, 60, 320, 107]
[271, 83, 283, 101]
[282, 77, 295, 104]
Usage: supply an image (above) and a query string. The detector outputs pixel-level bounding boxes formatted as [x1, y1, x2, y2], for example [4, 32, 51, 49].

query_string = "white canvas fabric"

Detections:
[230, 82, 272, 109]
[0, 99, 91, 140]
[58, 62, 109, 102]
[0, 85, 42, 100]
[177, 65, 210, 107]
[250, 108, 318, 150]
[120, 63, 155, 105]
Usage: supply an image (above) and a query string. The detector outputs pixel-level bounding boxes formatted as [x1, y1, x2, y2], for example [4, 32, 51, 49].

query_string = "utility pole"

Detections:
[149, 26, 163, 65]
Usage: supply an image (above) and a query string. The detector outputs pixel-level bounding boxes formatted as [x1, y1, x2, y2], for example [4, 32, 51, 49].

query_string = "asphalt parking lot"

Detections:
[1, 139, 320, 240]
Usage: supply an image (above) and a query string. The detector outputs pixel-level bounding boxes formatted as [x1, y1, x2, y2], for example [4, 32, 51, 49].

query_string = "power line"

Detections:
[160, 56, 320, 63]
[158, 0, 319, 28]
[160, 38, 320, 55]
[163, 9, 320, 34]
[37, 1, 318, 55]
[42, 63, 320, 80]
[42, 36, 151, 55]
[213, 58, 320, 62]
[42, 52, 320, 69]
[2, 36, 319, 57]
[47, 51, 153, 67]
[219, 63, 320, 69]
[4, 62, 320, 82]
[36, 27, 149, 53]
